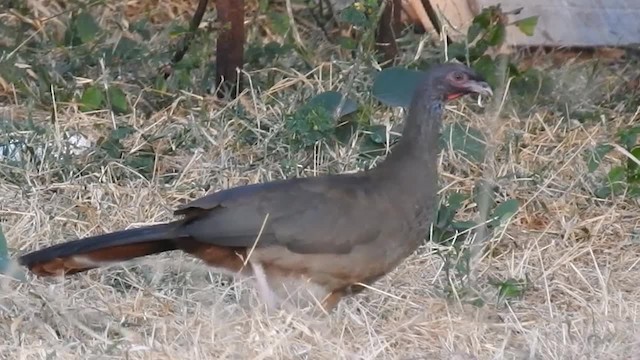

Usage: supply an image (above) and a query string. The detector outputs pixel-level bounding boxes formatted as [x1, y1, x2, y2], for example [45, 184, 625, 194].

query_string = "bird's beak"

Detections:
[465, 80, 493, 97]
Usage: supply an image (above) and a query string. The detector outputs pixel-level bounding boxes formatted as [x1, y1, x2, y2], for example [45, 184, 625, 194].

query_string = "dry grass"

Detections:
[2, 1, 640, 359]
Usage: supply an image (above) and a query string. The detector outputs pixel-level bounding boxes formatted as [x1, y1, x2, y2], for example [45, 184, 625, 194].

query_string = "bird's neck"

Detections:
[367, 90, 444, 245]
[373, 92, 444, 178]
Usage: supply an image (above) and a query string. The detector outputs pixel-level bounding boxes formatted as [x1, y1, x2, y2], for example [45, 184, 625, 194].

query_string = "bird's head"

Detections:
[425, 63, 493, 102]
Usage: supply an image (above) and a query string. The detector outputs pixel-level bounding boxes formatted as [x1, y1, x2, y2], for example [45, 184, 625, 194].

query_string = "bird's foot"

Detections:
[249, 260, 282, 311]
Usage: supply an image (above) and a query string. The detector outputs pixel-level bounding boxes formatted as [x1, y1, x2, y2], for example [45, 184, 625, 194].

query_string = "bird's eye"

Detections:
[453, 72, 465, 81]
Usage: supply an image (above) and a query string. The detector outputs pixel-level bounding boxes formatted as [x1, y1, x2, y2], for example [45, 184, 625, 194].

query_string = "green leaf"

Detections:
[629, 185, 640, 198]
[506, 61, 522, 77]
[358, 135, 388, 160]
[74, 12, 101, 44]
[489, 199, 519, 226]
[341, 6, 368, 27]
[585, 143, 613, 173]
[112, 37, 143, 61]
[598, 166, 628, 197]
[608, 166, 626, 182]
[107, 87, 128, 114]
[124, 151, 156, 179]
[334, 120, 359, 145]
[594, 186, 610, 199]
[338, 36, 357, 50]
[0, 224, 25, 281]
[167, 23, 189, 37]
[99, 126, 134, 158]
[595, 164, 628, 198]
[437, 192, 467, 224]
[571, 110, 600, 123]
[454, 247, 472, 274]
[264, 42, 292, 58]
[268, 11, 290, 35]
[0, 224, 8, 266]
[627, 146, 640, 184]
[469, 39, 489, 60]
[451, 220, 477, 231]
[441, 121, 487, 163]
[259, 0, 269, 12]
[112, 125, 135, 140]
[486, 23, 506, 46]
[80, 86, 104, 111]
[447, 42, 468, 61]
[304, 91, 358, 118]
[472, 8, 492, 28]
[130, 19, 152, 40]
[618, 126, 640, 149]
[496, 278, 526, 301]
[246, 42, 292, 65]
[514, 16, 538, 36]
[448, 192, 467, 211]
[510, 68, 553, 99]
[369, 124, 388, 144]
[467, 23, 484, 42]
[286, 92, 357, 149]
[470, 297, 486, 307]
[286, 107, 333, 148]
[472, 55, 497, 88]
[372, 67, 426, 108]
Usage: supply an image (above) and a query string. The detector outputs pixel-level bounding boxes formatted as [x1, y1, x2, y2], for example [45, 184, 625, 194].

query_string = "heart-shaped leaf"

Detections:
[473, 8, 492, 28]
[286, 91, 358, 149]
[0, 224, 26, 281]
[368, 124, 388, 144]
[627, 146, 640, 184]
[372, 67, 426, 108]
[595, 165, 627, 198]
[585, 143, 613, 173]
[473, 55, 497, 88]
[0, 224, 8, 267]
[486, 23, 506, 46]
[489, 199, 519, 227]
[303, 91, 358, 118]
[467, 23, 484, 43]
[441, 121, 487, 164]
[514, 16, 538, 36]
[268, 11, 290, 35]
[74, 12, 101, 44]
[618, 126, 640, 150]
[108, 87, 129, 114]
[447, 42, 468, 61]
[112, 37, 143, 61]
[80, 86, 104, 111]
[436, 192, 468, 228]
[495, 278, 526, 301]
[338, 36, 357, 50]
[341, 6, 368, 27]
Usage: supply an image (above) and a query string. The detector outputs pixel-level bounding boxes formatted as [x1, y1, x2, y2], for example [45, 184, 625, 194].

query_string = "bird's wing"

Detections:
[174, 175, 390, 255]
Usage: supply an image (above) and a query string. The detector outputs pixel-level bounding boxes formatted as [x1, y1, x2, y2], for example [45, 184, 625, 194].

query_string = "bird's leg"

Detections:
[320, 290, 344, 313]
[248, 260, 280, 310]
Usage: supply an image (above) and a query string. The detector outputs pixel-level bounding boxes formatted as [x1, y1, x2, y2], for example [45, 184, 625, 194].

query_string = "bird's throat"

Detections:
[371, 96, 443, 183]
[396, 97, 444, 156]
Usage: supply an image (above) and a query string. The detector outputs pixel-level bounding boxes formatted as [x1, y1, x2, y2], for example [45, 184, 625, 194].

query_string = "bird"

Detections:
[17, 63, 492, 311]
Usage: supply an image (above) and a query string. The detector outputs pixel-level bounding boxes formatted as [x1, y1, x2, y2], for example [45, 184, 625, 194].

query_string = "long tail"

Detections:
[18, 223, 180, 277]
